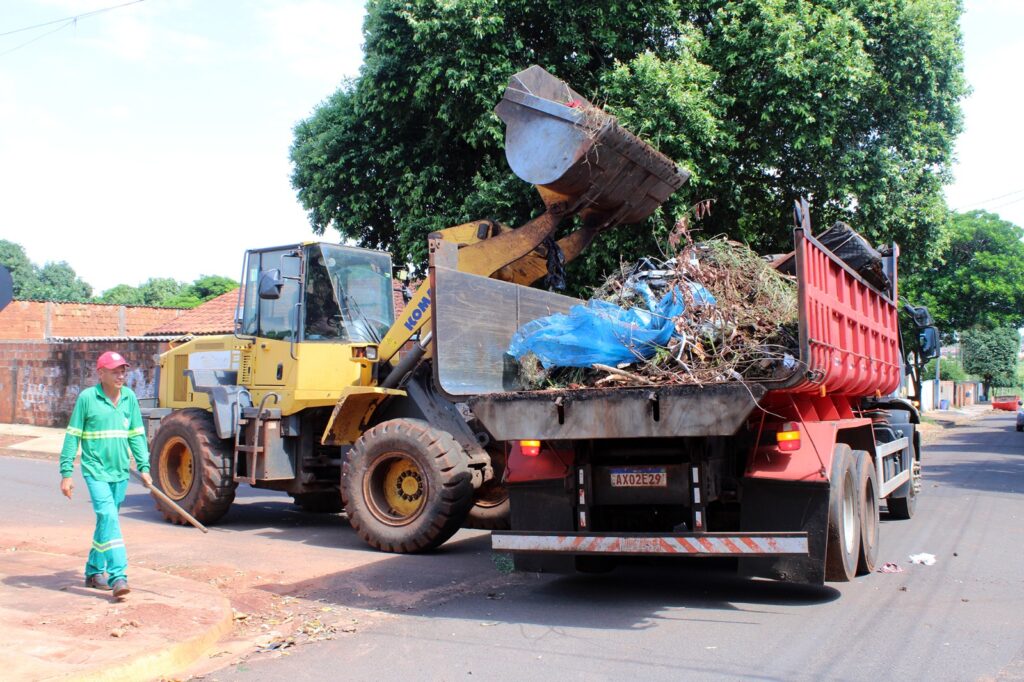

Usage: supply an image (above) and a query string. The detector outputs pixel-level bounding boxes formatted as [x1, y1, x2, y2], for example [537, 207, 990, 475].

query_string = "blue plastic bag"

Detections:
[509, 283, 715, 369]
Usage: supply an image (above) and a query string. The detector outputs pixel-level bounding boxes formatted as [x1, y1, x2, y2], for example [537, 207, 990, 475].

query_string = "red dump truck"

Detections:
[430, 200, 938, 584]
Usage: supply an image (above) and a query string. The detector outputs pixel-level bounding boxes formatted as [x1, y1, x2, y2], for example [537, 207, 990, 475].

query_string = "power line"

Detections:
[988, 195, 1024, 212]
[954, 187, 1024, 211]
[0, 1, 147, 58]
[0, 21, 75, 58]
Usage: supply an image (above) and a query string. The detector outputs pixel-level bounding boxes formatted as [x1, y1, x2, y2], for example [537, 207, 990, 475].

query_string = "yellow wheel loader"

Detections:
[142, 65, 689, 552]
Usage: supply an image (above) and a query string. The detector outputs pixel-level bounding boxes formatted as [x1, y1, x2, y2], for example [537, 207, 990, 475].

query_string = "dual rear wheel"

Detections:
[825, 444, 879, 581]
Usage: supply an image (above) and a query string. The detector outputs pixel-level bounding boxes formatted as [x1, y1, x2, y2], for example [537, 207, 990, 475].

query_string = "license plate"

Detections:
[609, 467, 667, 488]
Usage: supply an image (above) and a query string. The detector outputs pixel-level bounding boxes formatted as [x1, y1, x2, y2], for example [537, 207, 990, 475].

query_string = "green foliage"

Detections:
[0, 240, 37, 298]
[902, 210, 1024, 337]
[0, 240, 92, 301]
[291, 0, 966, 286]
[923, 357, 967, 382]
[961, 327, 1020, 392]
[98, 275, 238, 309]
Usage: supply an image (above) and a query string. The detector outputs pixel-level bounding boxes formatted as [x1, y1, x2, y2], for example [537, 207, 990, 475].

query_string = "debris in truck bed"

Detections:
[510, 233, 799, 389]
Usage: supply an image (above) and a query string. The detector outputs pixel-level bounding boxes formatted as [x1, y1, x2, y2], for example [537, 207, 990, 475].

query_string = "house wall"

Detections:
[0, 340, 166, 426]
[0, 301, 183, 340]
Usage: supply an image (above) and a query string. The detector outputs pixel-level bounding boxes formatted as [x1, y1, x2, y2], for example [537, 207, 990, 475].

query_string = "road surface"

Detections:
[2, 411, 1021, 680]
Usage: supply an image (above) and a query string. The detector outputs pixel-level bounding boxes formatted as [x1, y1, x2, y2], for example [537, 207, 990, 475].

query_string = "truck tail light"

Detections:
[776, 422, 801, 452]
[519, 440, 541, 457]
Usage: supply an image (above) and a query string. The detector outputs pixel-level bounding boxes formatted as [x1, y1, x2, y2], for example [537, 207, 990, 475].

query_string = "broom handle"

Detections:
[131, 469, 209, 533]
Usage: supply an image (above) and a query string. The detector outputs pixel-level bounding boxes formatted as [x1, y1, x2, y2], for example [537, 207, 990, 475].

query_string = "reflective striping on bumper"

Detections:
[492, 533, 808, 556]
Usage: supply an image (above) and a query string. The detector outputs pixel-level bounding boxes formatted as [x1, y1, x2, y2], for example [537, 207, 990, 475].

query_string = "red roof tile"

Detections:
[145, 289, 240, 336]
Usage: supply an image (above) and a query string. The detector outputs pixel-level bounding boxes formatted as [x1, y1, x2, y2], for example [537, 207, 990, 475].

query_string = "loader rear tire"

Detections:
[824, 444, 861, 582]
[464, 481, 510, 530]
[855, 450, 879, 576]
[149, 409, 236, 525]
[291, 492, 343, 513]
[342, 419, 474, 553]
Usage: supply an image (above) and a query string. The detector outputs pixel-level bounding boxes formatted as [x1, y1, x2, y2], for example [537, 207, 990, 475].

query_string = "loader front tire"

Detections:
[824, 444, 861, 582]
[149, 409, 236, 526]
[342, 419, 474, 553]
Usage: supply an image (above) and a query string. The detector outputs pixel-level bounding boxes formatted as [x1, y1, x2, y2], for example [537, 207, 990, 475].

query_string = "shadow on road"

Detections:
[250, 535, 840, 631]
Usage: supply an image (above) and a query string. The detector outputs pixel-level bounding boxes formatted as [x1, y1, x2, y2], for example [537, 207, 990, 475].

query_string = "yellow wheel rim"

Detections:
[367, 453, 426, 523]
[158, 436, 194, 501]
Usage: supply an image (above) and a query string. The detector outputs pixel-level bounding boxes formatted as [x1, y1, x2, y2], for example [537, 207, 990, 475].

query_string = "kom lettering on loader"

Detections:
[142, 65, 937, 583]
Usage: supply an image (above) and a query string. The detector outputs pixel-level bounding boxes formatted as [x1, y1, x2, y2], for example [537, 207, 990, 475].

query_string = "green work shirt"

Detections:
[59, 385, 150, 482]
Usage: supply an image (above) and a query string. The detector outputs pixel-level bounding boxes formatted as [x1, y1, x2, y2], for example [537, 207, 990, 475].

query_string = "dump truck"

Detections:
[143, 65, 937, 583]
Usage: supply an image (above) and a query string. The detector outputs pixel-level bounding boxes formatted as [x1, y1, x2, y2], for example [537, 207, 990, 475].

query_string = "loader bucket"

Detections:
[495, 65, 690, 228]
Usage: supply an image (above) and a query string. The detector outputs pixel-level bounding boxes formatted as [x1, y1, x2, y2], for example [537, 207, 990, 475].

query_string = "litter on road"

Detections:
[909, 553, 937, 566]
[877, 562, 905, 573]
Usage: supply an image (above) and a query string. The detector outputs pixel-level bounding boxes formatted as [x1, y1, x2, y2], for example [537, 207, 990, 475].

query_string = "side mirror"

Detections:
[918, 326, 940, 360]
[258, 269, 284, 300]
[904, 304, 934, 328]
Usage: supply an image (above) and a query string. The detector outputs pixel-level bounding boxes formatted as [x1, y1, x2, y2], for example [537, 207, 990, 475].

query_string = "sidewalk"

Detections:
[0, 423, 68, 460]
[0, 549, 233, 681]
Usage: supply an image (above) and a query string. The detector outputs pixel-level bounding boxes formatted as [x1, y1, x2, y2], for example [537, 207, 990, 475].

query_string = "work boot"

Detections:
[84, 574, 111, 590]
[110, 579, 130, 599]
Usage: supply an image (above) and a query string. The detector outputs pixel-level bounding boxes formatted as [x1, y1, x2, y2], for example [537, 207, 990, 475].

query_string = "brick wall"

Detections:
[0, 301, 184, 340]
[0, 340, 167, 426]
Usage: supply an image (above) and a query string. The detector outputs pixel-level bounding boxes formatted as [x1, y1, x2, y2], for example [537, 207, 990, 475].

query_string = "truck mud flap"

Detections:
[738, 478, 830, 585]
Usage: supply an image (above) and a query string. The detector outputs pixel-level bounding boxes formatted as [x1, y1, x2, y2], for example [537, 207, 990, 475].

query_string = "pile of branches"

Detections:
[518, 233, 800, 389]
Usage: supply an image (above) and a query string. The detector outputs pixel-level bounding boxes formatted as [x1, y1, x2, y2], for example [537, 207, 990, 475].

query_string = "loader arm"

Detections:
[377, 64, 690, 367]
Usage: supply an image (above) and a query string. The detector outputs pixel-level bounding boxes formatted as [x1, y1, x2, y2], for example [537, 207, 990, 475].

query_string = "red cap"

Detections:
[97, 351, 129, 370]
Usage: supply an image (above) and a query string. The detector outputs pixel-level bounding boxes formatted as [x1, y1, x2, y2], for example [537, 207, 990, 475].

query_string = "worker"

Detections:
[59, 350, 153, 600]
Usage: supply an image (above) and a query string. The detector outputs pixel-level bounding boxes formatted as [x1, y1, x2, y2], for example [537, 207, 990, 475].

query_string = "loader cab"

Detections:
[238, 243, 395, 344]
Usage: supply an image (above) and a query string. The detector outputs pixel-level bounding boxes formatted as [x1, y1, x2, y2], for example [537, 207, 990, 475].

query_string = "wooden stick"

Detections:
[592, 363, 656, 385]
[131, 470, 209, 533]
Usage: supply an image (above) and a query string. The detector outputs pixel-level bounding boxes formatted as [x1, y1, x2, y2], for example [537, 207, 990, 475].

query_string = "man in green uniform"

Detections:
[59, 351, 153, 600]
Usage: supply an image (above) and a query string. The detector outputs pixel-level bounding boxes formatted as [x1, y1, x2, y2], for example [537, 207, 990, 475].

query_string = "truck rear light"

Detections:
[519, 440, 541, 457]
[776, 422, 801, 452]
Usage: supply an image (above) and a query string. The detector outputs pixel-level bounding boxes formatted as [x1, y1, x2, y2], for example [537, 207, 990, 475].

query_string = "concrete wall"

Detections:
[0, 340, 166, 426]
[0, 301, 184, 340]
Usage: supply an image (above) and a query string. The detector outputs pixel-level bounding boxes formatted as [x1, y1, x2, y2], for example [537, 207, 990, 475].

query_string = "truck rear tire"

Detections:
[855, 450, 879, 576]
[291, 492, 343, 513]
[824, 444, 861, 582]
[342, 419, 474, 552]
[149, 409, 237, 525]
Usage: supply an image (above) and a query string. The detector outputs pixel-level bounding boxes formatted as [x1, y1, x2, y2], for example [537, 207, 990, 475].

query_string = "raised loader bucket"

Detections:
[495, 65, 690, 228]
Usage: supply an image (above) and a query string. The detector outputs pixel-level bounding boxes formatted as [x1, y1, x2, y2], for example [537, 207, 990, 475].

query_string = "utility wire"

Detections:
[0, 0, 145, 38]
[0, 21, 76, 57]
[954, 187, 1024, 211]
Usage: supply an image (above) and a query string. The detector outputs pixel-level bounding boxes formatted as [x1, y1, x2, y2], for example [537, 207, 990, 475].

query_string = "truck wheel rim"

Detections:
[366, 453, 426, 524]
[159, 436, 194, 501]
[843, 471, 856, 555]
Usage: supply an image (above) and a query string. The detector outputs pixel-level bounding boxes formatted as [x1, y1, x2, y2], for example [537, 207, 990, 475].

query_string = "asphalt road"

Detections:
[3, 412, 1023, 681]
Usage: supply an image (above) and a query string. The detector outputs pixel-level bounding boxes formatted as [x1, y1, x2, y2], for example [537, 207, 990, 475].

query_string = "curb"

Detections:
[1, 549, 235, 682]
[72, 602, 234, 682]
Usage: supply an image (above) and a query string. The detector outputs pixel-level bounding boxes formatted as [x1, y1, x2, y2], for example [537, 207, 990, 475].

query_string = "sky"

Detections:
[0, 0, 1022, 295]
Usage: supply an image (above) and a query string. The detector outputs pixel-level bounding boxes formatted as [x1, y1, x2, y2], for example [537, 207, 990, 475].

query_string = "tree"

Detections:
[0, 240, 37, 298]
[98, 284, 145, 305]
[188, 275, 238, 301]
[961, 327, 1020, 396]
[291, 0, 966, 289]
[923, 357, 967, 382]
[902, 210, 1024, 338]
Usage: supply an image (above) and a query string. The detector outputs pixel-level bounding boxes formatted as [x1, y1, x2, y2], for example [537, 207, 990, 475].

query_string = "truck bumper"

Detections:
[492, 531, 808, 556]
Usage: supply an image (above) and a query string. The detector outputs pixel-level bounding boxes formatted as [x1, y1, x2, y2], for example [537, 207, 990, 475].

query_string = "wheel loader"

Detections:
[142, 65, 689, 552]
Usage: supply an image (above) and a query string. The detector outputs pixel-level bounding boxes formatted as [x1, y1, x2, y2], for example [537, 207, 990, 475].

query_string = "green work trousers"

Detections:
[83, 476, 129, 583]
